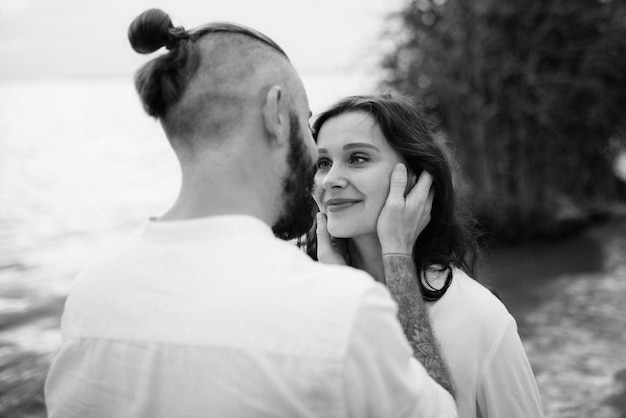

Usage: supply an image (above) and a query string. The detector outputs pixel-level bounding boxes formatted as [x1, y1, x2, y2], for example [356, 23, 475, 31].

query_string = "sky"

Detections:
[0, 0, 405, 108]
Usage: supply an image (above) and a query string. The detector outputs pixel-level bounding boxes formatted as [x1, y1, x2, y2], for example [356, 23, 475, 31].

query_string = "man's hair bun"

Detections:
[128, 8, 182, 54]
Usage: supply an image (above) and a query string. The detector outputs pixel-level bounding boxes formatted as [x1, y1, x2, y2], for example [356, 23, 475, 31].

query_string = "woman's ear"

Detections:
[262, 85, 288, 146]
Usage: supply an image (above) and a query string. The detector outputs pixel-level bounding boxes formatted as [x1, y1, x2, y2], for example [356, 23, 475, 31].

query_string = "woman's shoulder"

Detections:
[427, 268, 520, 373]
[452, 268, 511, 318]
[456, 268, 507, 302]
[430, 268, 514, 330]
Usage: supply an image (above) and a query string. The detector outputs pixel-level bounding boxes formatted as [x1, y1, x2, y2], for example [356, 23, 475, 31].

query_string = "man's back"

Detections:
[45, 216, 455, 417]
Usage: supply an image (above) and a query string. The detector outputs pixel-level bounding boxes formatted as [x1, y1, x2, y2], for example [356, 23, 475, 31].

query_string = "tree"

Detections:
[382, 0, 626, 241]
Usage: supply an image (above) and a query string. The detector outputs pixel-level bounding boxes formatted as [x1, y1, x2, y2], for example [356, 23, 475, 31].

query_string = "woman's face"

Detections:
[314, 111, 405, 238]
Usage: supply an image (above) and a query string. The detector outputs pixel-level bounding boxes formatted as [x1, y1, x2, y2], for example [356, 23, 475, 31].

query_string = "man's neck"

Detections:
[159, 170, 275, 226]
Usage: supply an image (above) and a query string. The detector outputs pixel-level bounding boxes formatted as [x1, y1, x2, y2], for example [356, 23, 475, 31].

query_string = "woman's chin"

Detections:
[327, 225, 350, 239]
[327, 225, 357, 239]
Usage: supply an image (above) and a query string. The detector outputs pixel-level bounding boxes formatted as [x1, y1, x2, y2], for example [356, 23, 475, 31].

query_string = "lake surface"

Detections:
[0, 78, 182, 355]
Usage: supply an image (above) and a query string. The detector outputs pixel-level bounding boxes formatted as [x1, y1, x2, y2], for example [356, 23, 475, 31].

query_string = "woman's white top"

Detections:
[426, 268, 544, 418]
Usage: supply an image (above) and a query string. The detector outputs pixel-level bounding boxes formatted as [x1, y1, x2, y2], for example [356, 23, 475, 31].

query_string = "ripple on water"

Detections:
[0, 298, 30, 315]
[0, 318, 62, 355]
[523, 263, 626, 417]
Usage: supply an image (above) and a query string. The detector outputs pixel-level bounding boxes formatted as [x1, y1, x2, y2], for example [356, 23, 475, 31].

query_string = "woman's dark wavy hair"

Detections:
[307, 94, 481, 301]
[127, 8, 288, 120]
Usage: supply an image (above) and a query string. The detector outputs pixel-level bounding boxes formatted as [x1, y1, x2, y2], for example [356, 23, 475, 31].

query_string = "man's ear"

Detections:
[262, 85, 289, 146]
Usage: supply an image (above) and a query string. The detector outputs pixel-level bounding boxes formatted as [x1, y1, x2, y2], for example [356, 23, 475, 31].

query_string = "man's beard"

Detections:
[272, 113, 317, 241]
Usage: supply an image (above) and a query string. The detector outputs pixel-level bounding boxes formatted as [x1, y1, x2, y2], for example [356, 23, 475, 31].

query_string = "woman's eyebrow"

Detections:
[317, 143, 380, 154]
[343, 143, 379, 151]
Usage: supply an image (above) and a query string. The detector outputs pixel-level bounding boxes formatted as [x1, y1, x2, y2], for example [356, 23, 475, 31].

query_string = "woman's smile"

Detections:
[325, 198, 363, 212]
[314, 111, 405, 238]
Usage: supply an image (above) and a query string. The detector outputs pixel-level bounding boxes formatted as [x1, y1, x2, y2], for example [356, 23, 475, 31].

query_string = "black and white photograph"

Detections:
[1, 0, 625, 417]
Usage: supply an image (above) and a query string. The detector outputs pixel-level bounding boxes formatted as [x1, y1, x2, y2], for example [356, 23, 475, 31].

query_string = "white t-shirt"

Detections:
[426, 269, 544, 417]
[45, 215, 456, 418]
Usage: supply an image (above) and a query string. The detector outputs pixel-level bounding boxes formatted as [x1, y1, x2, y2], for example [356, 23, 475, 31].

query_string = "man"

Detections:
[45, 8, 456, 417]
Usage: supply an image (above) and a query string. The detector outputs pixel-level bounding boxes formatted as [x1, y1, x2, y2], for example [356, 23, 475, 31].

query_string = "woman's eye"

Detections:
[316, 158, 331, 170]
[349, 154, 369, 165]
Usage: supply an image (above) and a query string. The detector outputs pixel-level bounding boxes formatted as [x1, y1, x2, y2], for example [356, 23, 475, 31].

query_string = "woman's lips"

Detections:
[325, 198, 361, 212]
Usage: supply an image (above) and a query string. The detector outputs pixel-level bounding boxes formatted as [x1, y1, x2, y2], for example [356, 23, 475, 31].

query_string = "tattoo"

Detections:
[382, 254, 455, 397]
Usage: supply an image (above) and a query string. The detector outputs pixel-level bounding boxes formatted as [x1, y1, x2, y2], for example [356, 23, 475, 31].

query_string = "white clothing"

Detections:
[45, 216, 456, 418]
[426, 269, 543, 418]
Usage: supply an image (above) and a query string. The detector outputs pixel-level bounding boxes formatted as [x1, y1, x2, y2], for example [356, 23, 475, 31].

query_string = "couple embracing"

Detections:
[45, 8, 543, 418]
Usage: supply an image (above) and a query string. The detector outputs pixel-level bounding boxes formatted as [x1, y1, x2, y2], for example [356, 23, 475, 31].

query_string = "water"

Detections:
[0, 78, 181, 355]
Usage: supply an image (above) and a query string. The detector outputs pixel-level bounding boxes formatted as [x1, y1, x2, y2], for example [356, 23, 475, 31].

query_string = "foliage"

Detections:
[382, 0, 626, 241]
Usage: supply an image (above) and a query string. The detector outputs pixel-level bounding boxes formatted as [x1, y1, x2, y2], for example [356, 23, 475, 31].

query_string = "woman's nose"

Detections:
[322, 164, 348, 190]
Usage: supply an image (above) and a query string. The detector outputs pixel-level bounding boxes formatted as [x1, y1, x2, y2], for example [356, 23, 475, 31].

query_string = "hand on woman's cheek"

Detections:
[377, 164, 434, 255]
[405, 169, 418, 197]
[315, 213, 348, 265]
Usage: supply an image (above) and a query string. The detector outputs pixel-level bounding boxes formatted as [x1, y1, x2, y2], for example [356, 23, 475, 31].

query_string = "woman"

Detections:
[308, 94, 543, 417]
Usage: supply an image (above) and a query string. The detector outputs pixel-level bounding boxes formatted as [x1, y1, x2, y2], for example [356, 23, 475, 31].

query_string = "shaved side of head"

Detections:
[161, 33, 303, 157]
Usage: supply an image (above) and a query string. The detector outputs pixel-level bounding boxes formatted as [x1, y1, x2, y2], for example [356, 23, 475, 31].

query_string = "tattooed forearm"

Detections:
[382, 254, 455, 398]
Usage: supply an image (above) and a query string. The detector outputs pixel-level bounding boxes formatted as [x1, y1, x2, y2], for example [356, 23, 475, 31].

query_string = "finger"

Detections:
[387, 163, 408, 204]
[406, 171, 433, 204]
[316, 212, 332, 250]
[405, 169, 418, 197]
[316, 213, 348, 265]
[426, 187, 435, 212]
